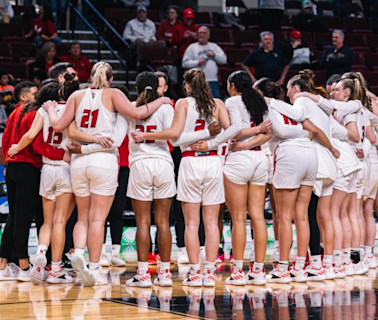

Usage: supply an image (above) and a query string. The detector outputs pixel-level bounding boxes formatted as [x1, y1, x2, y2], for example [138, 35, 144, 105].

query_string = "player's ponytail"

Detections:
[135, 71, 159, 110]
[341, 72, 371, 109]
[91, 61, 113, 89]
[59, 72, 79, 101]
[254, 78, 285, 100]
[228, 70, 268, 125]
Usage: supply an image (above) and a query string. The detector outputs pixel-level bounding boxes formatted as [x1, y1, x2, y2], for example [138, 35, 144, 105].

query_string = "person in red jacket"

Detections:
[60, 43, 92, 83]
[173, 8, 199, 59]
[0, 82, 69, 282]
[156, 6, 179, 46]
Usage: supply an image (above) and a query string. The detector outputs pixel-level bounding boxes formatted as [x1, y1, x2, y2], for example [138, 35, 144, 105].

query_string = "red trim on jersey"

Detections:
[181, 150, 218, 158]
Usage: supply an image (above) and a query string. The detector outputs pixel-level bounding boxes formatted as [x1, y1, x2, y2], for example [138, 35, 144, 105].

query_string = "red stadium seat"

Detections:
[225, 48, 251, 67]
[312, 70, 327, 86]
[232, 30, 259, 47]
[210, 29, 234, 47]
[140, 46, 174, 69]
[0, 62, 27, 80]
[300, 32, 313, 45]
[281, 15, 292, 29]
[195, 12, 213, 27]
[238, 13, 260, 29]
[364, 53, 378, 70]
[272, 30, 287, 42]
[344, 17, 371, 33]
[344, 34, 369, 52]
[318, 16, 343, 30]
[10, 42, 35, 60]
[363, 71, 378, 91]
[365, 34, 378, 52]
[313, 33, 332, 47]
[317, 1, 335, 16]
[0, 43, 10, 58]
[0, 23, 24, 40]
[105, 8, 133, 23]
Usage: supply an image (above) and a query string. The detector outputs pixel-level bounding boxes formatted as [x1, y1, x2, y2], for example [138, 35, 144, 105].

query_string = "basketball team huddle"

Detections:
[0, 61, 377, 289]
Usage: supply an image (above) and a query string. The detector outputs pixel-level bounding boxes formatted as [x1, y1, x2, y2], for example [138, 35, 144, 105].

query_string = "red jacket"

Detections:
[156, 20, 179, 43]
[2, 106, 64, 169]
[60, 55, 92, 83]
[173, 23, 199, 58]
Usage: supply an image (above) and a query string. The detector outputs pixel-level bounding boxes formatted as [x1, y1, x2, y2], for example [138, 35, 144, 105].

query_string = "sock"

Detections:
[253, 262, 264, 273]
[296, 256, 306, 270]
[323, 255, 333, 267]
[351, 248, 360, 264]
[310, 255, 322, 268]
[101, 244, 106, 254]
[137, 261, 148, 274]
[179, 247, 186, 253]
[342, 248, 351, 264]
[275, 240, 280, 249]
[251, 240, 255, 251]
[89, 262, 99, 270]
[200, 246, 205, 252]
[189, 263, 200, 273]
[364, 246, 373, 255]
[205, 261, 215, 270]
[37, 245, 47, 255]
[278, 261, 289, 271]
[112, 244, 121, 255]
[160, 262, 170, 272]
[51, 261, 61, 272]
[74, 248, 85, 257]
[233, 260, 243, 271]
[333, 250, 342, 267]
[294, 293, 306, 308]
[360, 245, 365, 261]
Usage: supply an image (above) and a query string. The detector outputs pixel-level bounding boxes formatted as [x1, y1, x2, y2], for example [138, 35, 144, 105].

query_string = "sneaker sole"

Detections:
[292, 277, 308, 283]
[306, 275, 326, 281]
[182, 281, 202, 287]
[246, 279, 267, 286]
[30, 254, 47, 285]
[126, 281, 152, 288]
[267, 277, 291, 284]
[225, 277, 246, 286]
[203, 282, 215, 287]
[71, 256, 95, 287]
[47, 277, 73, 284]
[30, 269, 44, 285]
[333, 273, 346, 279]
[154, 280, 173, 287]
[0, 277, 17, 281]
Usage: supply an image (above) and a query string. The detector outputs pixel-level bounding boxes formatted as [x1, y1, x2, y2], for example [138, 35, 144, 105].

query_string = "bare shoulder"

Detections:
[175, 98, 188, 110]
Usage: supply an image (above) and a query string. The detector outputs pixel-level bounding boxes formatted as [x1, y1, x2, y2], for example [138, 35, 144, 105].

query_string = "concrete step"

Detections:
[59, 30, 98, 41]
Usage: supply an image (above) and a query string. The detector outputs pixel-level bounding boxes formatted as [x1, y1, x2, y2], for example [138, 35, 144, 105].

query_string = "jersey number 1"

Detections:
[81, 109, 99, 128]
[47, 127, 63, 145]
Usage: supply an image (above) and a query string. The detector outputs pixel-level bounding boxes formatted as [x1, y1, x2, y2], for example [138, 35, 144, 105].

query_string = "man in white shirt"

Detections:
[122, 5, 165, 66]
[182, 26, 227, 98]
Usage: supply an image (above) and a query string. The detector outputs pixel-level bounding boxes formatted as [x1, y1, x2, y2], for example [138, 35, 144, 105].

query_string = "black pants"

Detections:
[103, 166, 130, 245]
[260, 9, 284, 31]
[308, 192, 321, 256]
[0, 163, 41, 260]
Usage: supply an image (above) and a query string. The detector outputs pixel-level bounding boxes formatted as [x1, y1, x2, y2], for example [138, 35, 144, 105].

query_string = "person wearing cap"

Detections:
[182, 26, 227, 98]
[241, 31, 289, 84]
[156, 6, 180, 46]
[173, 8, 200, 59]
[123, 5, 165, 66]
[292, 0, 327, 32]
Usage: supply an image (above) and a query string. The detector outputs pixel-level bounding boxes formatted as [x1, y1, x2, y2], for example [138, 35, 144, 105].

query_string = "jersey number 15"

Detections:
[47, 127, 63, 145]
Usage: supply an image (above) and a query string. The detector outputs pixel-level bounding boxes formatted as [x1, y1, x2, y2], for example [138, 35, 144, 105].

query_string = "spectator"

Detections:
[0, 0, 13, 23]
[157, 6, 179, 46]
[0, 95, 8, 130]
[25, 4, 61, 47]
[48, 62, 77, 82]
[122, 5, 165, 67]
[320, 30, 352, 78]
[292, 0, 327, 33]
[33, 42, 61, 74]
[259, 0, 285, 31]
[242, 31, 289, 84]
[174, 8, 199, 59]
[182, 26, 227, 98]
[60, 42, 92, 83]
[122, 0, 150, 7]
[0, 71, 14, 105]
[32, 70, 48, 88]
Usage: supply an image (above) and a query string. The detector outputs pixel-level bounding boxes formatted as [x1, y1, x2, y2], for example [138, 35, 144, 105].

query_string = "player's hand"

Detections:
[257, 120, 272, 133]
[67, 142, 82, 154]
[208, 122, 222, 136]
[94, 136, 113, 148]
[63, 151, 71, 163]
[42, 100, 56, 112]
[356, 148, 364, 159]
[191, 141, 209, 152]
[8, 144, 19, 158]
[330, 147, 340, 159]
[131, 131, 145, 143]
[230, 141, 248, 152]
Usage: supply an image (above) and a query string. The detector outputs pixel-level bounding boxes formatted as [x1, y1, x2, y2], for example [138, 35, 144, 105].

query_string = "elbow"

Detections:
[170, 132, 181, 140]
[26, 132, 36, 141]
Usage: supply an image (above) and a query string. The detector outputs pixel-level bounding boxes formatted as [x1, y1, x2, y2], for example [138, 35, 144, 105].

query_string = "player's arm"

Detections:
[230, 129, 272, 152]
[366, 124, 376, 145]
[235, 121, 272, 140]
[8, 112, 44, 157]
[345, 120, 359, 143]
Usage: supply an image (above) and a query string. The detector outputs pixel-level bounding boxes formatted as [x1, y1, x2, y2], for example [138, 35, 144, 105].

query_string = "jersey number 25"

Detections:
[135, 125, 157, 143]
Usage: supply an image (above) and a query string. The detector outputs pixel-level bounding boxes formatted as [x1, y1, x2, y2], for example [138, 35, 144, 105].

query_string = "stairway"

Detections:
[58, 30, 138, 99]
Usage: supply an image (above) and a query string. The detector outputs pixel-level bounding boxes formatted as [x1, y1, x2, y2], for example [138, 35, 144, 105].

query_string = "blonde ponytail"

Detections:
[91, 62, 113, 89]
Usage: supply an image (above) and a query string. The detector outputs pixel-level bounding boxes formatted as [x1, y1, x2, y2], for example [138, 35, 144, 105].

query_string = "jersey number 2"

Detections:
[195, 119, 205, 131]
[81, 109, 99, 128]
[135, 125, 157, 143]
[47, 127, 63, 145]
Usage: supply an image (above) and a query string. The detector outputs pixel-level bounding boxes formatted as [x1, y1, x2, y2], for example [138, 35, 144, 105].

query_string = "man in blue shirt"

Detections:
[242, 31, 289, 84]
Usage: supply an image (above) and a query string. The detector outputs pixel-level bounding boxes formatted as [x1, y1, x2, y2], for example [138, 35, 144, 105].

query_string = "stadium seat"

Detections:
[317, 1, 335, 16]
[104, 8, 133, 24]
[238, 13, 260, 29]
[343, 17, 371, 33]
[344, 34, 369, 52]
[352, 52, 366, 71]
[281, 15, 292, 29]
[195, 12, 213, 27]
[318, 16, 343, 30]
[366, 34, 378, 52]
[0, 62, 27, 80]
[0, 43, 10, 58]
[0, 23, 24, 40]
[147, 9, 160, 22]
[210, 29, 234, 47]
[272, 30, 287, 42]
[363, 71, 378, 91]
[140, 46, 174, 69]
[225, 48, 251, 68]
[12, 5, 36, 17]
[232, 30, 259, 47]
[300, 32, 313, 45]
[364, 53, 378, 71]
[56, 43, 69, 57]
[285, 0, 302, 17]
[10, 42, 35, 61]
[313, 33, 332, 47]
[312, 70, 327, 86]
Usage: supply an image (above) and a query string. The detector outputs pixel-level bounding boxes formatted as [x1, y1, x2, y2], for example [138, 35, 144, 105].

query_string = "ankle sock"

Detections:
[112, 244, 120, 255]
[295, 256, 306, 270]
[364, 245, 373, 255]
[323, 255, 333, 267]
[333, 250, 342, 267]
[253, 262, 264, 273]
[205, 261, 215, 270]
[51, 261, 61, 272]
[342, 248, 351, 264]
[278, 261, 289, 271]
[89, 262, 99, 270]
[137, 261, 148, 274]
[74, 248, 85, 257]
[189, 263, 200, 273]
[233, 260, 243, 271]
[160, 262, 170, 271]
[310, 255, 322, 268]
[37, 245, 47, 255]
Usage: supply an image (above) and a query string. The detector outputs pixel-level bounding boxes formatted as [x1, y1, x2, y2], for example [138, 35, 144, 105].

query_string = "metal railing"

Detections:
[67, 0, 130, 85]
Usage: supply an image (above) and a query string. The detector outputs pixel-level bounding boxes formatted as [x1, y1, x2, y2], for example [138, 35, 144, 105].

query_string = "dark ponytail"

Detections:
[59, 73, 79, 101]
[254, 77, 286, 100]
[228, 71, 268, 125]
[135, 71, 160, 110]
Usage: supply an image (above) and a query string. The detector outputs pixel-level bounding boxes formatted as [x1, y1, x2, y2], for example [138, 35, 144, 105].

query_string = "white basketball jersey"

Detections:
[38, 102, 70, 166]
[75, 88, 117, 138]
[180, 97, 215, 153]
[128, 104, 174, 166]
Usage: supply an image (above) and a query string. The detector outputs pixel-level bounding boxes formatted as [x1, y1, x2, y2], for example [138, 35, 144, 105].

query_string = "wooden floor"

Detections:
[0, 263, 378, 319]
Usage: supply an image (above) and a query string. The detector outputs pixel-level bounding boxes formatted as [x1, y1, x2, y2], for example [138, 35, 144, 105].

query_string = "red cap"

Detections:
[290, 29, 302, 39]
[183, 8, 195, 18]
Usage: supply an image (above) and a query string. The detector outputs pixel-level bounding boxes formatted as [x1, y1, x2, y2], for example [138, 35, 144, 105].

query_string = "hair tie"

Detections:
[145, 86, 153, 90]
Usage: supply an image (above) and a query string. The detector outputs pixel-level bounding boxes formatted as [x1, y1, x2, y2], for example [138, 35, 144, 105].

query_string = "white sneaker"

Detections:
[30, 254, 47, 285]
[267, 265, 291, 284]
[246, 264, 267, 286]
[183, 269, 202, 287]
[99, 254, 111, 267]
[177, 248, 189, 264]
[199, 248, 206, 265]
[365, 254, 377, 269]
[344, 261, 354, 276]
[353, 261, 365, 275]
[111, 254, 126, 267]
[71, 254, 95, 287]
[91, 267, 108, 286]
[272, 249, 280, 264]
[289, 264, 308, 283]
[153, 267, 173, 287]
[126, 270, 152, 287]
[323, 265, 336, 280]
[305, 265, 326, 281]
[47, 268, 74, 284]
[203, 268, 216, 287]
[0, 263, 19, 281]
[225, 266, 246, 286]
[333, 265, 346, 279]
[17, 265, 32, 282]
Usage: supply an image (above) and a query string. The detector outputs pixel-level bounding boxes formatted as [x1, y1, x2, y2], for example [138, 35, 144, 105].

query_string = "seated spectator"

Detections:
[242, 31, 289, 84]
[182, 26, 227, 98]
[0, 0, 13, 23]
[122, 0, 149, 7]
[174, 8, 199, 60]
[157, 6, 179, 46]
[32, 70, 48, 87]
[60, 42, 92, 83]
[49, 62, 77, 82]
[123, 5, 165, 67]
[320, 30, 352, 78]
[0, 95, 8, 130]
[292, 1, 327, 33]
[25, 4, 62, 47]
[0, 71, 14, 106]
[33, 42, 61, 74]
